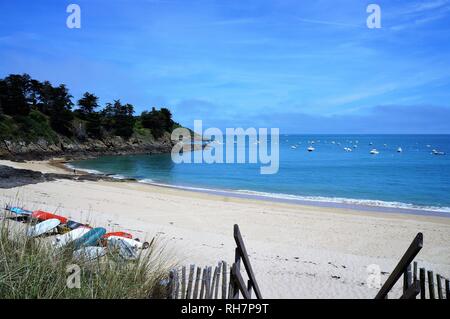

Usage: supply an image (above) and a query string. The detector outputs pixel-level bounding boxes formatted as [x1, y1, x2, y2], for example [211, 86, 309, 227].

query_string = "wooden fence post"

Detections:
[222, 261, 227, 299]
[427, 270, 435, 299]
[193, 266, 201, 299]
[445, 279, 450, 300]
[374, 233, 423, 299]
[181, 266, 186, 299]
[419, 268, 426, 299]
[403, 264, 412, 294]
[186, 264, 195, 299]
[214, 262, 221, 299]
[168, 269, 175, 299]
[413, 262, 418, 283]
[199, 267, 207, 299]
[436, 274, 443, 299]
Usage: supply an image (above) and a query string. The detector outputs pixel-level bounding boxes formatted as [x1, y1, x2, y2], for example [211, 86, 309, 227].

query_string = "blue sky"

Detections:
[1, 0, 450, 133]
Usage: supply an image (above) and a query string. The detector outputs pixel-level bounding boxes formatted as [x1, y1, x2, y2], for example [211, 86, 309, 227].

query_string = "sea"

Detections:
[69, 135, 450, 217]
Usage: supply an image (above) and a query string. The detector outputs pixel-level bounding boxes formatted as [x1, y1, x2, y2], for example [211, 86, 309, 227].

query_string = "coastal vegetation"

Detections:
[0, 218, 172, 298]
[0, 73, 179, 144]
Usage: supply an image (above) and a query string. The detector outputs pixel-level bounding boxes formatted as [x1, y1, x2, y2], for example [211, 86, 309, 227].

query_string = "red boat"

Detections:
[32, 210, 68, 224]
[103, 231, 133, 239]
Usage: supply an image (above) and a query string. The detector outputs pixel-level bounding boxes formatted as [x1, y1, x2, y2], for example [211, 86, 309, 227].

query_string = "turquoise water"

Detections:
[70, 135, 450, 214]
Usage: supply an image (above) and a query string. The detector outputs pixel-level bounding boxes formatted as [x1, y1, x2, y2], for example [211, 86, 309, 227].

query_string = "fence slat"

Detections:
[232, 247, 241, 299]
[186, 265, 195, 299]
[445, 279, 450, 299]
[193, 267, 201, 299]
[214, 263, 221, 299]
[427, 270, 435, 299]
[181, 266, 186, 299]
[227, 266, 233, 299]
[413, 262, 418, 283]
[205, 266, 212, 299]
[199, 267, 207, 299]
[174, 270, 180, 299]
[222, 261, 227, 299]
[403, 264, 412, 294]
[233, 224, 262, 299]
[168, 269, 175, 299]
[399, 280, 420, 299]
[419, 268, 426, 299]
[374, 233, 423, 299]
[210, 266, 218, 299]
[436, 274, 443, 299]
[231, 263, 251, 299]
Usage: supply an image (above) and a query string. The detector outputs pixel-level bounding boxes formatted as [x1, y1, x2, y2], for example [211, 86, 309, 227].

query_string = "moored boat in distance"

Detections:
[307, 146, 315, 152]
[370, 149, 379, 155]
[432, 149, 445, 155]
[397, 147, 403, 153]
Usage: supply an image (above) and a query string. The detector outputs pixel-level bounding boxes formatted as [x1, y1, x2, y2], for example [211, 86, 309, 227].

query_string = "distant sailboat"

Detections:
[397, 147, 403, 153]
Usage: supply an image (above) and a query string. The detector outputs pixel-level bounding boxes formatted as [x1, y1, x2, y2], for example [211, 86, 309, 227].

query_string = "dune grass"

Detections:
[0, 217, 173, 299]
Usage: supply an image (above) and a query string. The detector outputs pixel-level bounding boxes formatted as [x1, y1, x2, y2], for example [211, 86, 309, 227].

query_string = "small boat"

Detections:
[103, 231, 133, 239]
[6, 206, 32, 216]
[370, 149, 379, 155]
[53, 226, 92, 248]
[291, 145, 297, 149]
[397, 147, 403, 153]
[344, 147, 352, 152]
[27, 218, 61, 238]
[432, 149, 445, 155]
[369, 142, 373, 145]
[72, 227, 107, 250]
[32, 210, 68, 224]
[307, 146, 315, 152]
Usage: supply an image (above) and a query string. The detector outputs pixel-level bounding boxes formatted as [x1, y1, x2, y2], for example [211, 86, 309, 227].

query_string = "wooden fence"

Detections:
[375, 232, 450, 299]
[167, 224, 262, 299]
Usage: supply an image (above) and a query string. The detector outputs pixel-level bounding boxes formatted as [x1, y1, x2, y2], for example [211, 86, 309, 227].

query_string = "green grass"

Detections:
[0, 110, 58, 143]
[0, 218, 173, 299]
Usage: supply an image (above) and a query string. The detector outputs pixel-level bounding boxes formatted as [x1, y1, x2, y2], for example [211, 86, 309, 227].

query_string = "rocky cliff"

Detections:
[0, 132, 174, 161]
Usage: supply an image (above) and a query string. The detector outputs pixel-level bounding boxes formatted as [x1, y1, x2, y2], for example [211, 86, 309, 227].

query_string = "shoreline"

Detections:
[64, 159, 450, 218]
[1, 159, 449, 298]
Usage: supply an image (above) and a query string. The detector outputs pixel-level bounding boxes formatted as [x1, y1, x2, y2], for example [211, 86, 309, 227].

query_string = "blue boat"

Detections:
[72, 227, 106, 250]
[6, 206, 33, 215]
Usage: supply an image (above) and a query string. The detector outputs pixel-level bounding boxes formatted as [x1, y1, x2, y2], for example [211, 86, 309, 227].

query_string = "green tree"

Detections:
[0, 74, 33, 116]
[77, 92, 99, 116]
[101, 100, 135, 138]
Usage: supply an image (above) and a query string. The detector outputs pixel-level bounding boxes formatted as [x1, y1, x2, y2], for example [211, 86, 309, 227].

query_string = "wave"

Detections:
[136, 180, 450, 214]
[68, 163, 450, 215]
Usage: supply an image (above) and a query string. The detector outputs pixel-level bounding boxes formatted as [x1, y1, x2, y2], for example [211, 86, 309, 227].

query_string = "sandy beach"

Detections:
[1, 159, 449, 298]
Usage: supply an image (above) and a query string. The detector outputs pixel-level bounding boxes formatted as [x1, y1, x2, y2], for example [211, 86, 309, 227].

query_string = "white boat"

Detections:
[344, 147, 352, 152]
[432, 149, 445, 155]
[369, 142, 373, 145]
[291, 145, 297, 149]
[397, 147, 403, 153]
[307, 146, 315, 152]
[370, 149, 379, 155]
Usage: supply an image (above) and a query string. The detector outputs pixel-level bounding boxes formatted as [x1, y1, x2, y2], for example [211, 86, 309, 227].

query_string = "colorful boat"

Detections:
[27, 218, 61, 237]
[72, 227, 106, 250]
[103, 231, 133, 239]
[6, 206, 33, 215]
[32, 210, 68, 224]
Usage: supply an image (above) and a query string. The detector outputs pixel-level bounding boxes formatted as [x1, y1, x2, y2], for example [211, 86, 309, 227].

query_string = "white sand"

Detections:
[1, 160, 449, 298]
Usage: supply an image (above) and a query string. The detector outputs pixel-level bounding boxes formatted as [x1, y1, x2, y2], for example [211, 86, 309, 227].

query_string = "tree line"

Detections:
[0, 74, 176, 140]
